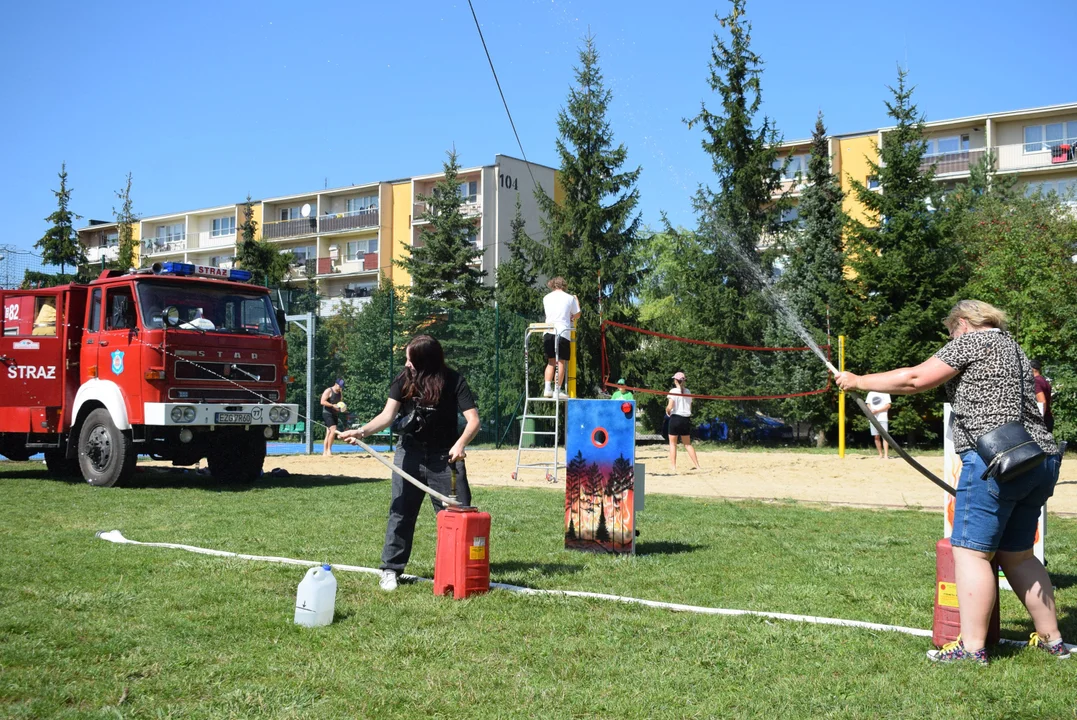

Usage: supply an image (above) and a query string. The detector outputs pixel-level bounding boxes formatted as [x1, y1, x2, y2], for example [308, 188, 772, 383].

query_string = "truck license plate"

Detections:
[215, 412, 253, 424]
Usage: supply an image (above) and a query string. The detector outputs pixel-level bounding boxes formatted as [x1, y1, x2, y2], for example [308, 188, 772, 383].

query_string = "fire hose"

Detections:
[348, 438, 462, 507]
[822, 359, 955, 497]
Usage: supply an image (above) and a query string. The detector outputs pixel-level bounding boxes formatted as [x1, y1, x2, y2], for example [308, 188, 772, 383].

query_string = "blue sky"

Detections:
[3, 0, 1072, 256]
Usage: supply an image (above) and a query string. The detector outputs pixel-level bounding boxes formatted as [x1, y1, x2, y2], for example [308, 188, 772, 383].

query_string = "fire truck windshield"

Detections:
[136, 281, 281, 336]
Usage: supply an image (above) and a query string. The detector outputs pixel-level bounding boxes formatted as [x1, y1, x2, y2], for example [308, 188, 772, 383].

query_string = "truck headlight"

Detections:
[170, 406, 197, 423]
[269, 406, 291, 423]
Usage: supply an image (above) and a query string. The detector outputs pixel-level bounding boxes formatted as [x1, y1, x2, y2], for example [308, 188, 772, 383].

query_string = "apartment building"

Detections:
[774, 101, 1077, 225]
[78, 154, 557, 316]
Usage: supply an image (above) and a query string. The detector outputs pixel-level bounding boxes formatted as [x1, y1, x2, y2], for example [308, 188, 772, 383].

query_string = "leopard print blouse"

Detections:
[935, 329, 1057, 455]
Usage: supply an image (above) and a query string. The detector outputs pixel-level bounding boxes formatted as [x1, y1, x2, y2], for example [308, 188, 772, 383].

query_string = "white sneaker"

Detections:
[379, 570, 398, 591]
[543, 388, 553, 398]
[552, 389, 568, 399]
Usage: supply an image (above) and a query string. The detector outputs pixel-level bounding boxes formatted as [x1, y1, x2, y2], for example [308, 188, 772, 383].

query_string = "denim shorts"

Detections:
[951, 451, 1059, 553]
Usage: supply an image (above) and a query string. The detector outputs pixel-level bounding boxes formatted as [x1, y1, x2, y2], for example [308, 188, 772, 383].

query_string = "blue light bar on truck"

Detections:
[158, 262, 252, 283]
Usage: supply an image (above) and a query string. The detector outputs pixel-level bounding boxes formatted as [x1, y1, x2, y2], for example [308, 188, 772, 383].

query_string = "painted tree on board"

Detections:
[606, 455, 634, 547]
[36, 163, 85, 276]
[113, 173, 139, 271]
[565, 451, 586, 539]
[845, 67, 967, 441]
[530, 34, 643, 396]
[581, 461, 604, 539]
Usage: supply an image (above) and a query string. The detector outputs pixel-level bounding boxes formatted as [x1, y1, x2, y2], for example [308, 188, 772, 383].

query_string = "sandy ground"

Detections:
[153, 444, 1077, 515]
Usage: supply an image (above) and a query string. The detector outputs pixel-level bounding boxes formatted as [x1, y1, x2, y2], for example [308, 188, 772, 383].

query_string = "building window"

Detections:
[1024, 122, 1077, 153]
[288, 245, 316, 265]
[211, 216, 236, 237]
[867, 175, 881, 190]
[345, 238, 378, 262]
[280, 207, 302, 221]
[104, 232, 119, 248]
[155, 223, 184, 244]
[772, 154, 809, 181]
[1025, 178, 1077, 202]
[927, 135, 970, 156]
[780, 206, 802, 226]
[345, 196, 378, 214]
[458, 180, 479, 203]
[208, 255, 233, 268]
[466, 232, 478, 247]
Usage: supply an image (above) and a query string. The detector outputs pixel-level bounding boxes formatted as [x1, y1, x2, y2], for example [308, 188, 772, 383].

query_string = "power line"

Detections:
[465, 0, 539, 191]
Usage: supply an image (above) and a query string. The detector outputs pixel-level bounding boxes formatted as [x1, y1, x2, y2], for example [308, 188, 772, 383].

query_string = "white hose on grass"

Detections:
[95, 530, 948, 641]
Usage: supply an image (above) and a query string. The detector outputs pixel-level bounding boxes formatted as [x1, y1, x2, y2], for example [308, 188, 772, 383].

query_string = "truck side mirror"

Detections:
[164, 306, 180, 327]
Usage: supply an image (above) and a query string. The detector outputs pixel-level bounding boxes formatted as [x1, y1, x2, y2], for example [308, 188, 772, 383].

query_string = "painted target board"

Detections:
[565, 399, 636, 554]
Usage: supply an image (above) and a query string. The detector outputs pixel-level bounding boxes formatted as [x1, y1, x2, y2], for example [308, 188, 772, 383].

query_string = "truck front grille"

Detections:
[173, 361, 277, 383]
[168, 388, 280, 402]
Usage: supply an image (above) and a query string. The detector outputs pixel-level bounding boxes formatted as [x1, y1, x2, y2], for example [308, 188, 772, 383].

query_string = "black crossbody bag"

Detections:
[958, 337, 1045, 483]
[391, 400, 436, 437]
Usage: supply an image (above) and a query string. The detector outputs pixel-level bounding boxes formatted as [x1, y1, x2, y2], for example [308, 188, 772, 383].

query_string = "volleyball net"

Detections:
[600, 320, 832, 401]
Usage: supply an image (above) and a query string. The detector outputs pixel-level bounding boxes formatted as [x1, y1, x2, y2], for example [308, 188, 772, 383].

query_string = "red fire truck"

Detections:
[0, 262, 298, 486]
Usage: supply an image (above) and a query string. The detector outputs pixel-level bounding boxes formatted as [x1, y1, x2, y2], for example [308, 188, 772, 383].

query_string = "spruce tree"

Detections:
[775, 112, 846, 444]
[399, 148, 490, 327]
[235, 195, 291, 287]
[495, 195, 542, 318]
[37, 163, 85, 275]
[113, 172, 138, 270]
[845, 68, 967, 441]
[532, 34, 643, 396]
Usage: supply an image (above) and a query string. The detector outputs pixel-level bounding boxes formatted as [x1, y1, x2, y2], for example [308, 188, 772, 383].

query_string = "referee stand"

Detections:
[512, 323, 575, 483]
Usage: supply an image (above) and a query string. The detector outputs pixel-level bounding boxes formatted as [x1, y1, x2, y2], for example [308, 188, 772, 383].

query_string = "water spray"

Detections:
[714, 225, 954, 496]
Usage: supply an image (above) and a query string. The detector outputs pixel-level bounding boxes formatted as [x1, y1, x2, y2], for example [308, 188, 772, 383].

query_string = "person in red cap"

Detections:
[666, 371, 701, 473]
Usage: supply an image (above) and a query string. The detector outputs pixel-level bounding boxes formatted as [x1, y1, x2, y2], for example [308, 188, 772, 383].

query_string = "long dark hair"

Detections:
[397, 335, 447, 405]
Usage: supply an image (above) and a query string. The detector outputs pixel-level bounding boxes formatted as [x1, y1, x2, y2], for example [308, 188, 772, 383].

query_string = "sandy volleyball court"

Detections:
[152, 445, 1077, 515]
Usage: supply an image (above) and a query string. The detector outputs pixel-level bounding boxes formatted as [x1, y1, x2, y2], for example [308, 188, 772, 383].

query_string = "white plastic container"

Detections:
[294, 564, 337, 627]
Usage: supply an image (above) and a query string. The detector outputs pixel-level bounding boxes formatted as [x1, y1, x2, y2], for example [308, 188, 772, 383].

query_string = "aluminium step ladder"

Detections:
[512, 323, 568, 483]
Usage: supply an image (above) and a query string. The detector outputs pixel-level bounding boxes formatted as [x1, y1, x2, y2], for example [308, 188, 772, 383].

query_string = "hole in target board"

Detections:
[591, 427, 608, 448]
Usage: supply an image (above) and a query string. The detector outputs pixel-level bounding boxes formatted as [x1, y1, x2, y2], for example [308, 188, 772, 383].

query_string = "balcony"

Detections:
[142, 235, 187, 255]
[319, 208, 379, 234]
[996, 138, 1077, 173]
[263, 217, 317, 240]
[412, 198, 482, 224]
[920, 148, 987, 176]
[196, 230, 237, 249]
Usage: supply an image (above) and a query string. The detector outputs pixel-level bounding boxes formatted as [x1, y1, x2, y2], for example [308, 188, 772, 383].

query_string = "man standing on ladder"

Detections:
[542, 277, 581, 399]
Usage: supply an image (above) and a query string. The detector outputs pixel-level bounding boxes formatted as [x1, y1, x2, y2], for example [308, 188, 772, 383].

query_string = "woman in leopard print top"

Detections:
[835, 300, 1065, 664]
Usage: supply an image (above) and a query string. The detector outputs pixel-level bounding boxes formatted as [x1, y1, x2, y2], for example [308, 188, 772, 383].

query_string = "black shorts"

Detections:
[668, 415, 692, 438]
[322, 409, 343, 431]
[544, 333, 571, 360]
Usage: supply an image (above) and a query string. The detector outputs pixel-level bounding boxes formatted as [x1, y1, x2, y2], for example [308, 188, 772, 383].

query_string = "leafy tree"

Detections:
[399, 148, 490, 329]
[844, 67, 968, 441]
[235, 195, 292, 287]
[495, 195, 542, 318]
[113, 172, 139, 270]
[773, 112, 846, 444]
[531, 34, 643, 396]
[37, 163, 85, 275]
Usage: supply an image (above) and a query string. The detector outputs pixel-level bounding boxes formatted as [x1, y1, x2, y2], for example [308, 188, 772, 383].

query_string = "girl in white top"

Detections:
[665, 371, 701, 473]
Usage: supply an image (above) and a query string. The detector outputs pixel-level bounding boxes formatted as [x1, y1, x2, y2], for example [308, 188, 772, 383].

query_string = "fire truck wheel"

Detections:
[44, 450, 81, 477]
[207, 432, 267, 485]
[78, 408, 136, 487]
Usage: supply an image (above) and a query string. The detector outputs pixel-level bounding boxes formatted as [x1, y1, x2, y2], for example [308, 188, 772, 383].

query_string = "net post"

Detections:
[838, 335, 846, 459]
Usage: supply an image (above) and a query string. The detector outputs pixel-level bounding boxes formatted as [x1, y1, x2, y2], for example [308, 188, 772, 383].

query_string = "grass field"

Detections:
[2, 461, 1075, 719]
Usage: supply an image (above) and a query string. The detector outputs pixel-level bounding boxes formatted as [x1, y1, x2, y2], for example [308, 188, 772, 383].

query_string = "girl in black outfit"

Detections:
[340, 335, 480, 591]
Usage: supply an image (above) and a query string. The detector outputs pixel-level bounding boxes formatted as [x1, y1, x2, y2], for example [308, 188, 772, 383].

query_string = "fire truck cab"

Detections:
[0, 262, 298, 486]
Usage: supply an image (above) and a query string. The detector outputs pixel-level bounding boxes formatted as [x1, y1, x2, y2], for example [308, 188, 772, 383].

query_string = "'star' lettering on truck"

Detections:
[0, 262, 298, 486]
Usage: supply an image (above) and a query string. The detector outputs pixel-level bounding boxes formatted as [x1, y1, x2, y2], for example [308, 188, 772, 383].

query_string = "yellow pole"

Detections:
[838, 335, 846, 458]
[567, 330, 577, 398]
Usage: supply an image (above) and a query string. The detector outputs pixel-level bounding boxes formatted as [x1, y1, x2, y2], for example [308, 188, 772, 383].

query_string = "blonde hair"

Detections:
[546, 276, 567, 291]
[943, 300, 1008, 332]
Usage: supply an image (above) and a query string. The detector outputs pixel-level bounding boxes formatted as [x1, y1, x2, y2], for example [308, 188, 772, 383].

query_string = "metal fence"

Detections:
[0, 246, 54, 289]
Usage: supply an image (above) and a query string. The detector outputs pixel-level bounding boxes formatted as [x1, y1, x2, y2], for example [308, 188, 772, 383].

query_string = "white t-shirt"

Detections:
[866, 391, 891, 423]
[669, 386, 692, 417]
[543, 290, 580, 339]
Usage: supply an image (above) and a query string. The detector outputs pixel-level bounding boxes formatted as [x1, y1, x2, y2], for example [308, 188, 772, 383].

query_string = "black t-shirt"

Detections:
[389, 368, 476, 450]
